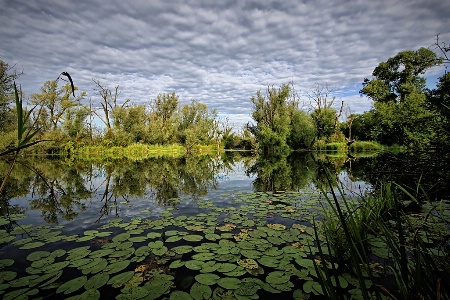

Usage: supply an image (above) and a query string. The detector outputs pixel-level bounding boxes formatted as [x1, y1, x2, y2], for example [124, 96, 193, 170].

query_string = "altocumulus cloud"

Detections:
[1, 0, 449, 128]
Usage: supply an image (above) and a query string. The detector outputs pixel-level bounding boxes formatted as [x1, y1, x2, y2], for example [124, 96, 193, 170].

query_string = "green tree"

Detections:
[250, 84, 293, 155]
[148, 92, 179, 144]
[287, 109, 316, 149]
[0, 60, 20, 132]
[308, 83, 338, 140]
[177, 100, 216, 152]
[112, 105, 148, 145]
[31, 80, 85, 132]
[360, 48, 442, 146]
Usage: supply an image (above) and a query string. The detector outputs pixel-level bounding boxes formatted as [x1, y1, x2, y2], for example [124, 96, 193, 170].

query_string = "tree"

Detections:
[0, 59, 21, 131]
[177, 100, 216, 153]
[250, 84, 293, 154]
[112, 105, 148, 145]
[148, 92, 179, 144]
[360, 48, 442, 146]
[92, 79, 129, 137]
[31, 80, 85, 132]
[288, 110, 316, 149]
[308, 83, 338, 140]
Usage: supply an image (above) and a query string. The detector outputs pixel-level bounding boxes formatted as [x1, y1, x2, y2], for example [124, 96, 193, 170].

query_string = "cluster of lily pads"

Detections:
[0, 190, 368, 299]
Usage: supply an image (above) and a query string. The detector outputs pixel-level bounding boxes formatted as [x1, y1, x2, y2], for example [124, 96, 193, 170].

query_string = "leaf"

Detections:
[217, 277, 241, 289]
[84, 272, 109, 290]
[170, 290, 192, 300]
[171, 245, 193, 254]
[104, 260, 130, 274]
[185, 260, 204, 271]
[144, 279, 173, 299]
[0, 259, 14, 268]
[195, 273, 220, 285]
[190, 282, 212, 300]
[183, 235, 203, 242]
[20, 241, 45, 250]
[266, 271, 290, 285]
[66, 288, 100, 300]
[108, 271, 135, 288]
[169, 260, 185, 269]
[56, 275, 87, 294]
[113, 232, 131, 242]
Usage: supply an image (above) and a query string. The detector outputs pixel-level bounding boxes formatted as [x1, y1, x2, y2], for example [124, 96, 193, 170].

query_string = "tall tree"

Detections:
[360, 48, 442, 146]
[308, 83, 338, 140]
[31, 80, 85, 132]
[0, 59, 21, 131]
[250, 84, 293, 154]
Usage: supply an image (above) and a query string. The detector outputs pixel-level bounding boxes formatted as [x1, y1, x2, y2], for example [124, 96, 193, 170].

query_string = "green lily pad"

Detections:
[152, 246, 168, 256]
[0, 271, 17, 281]
[41, 261, 70, 273]
[117, 286, 150, 300]
[89, 248, 115, 258]
[185, 260, 205, 270]
[66, 288, 100, 300]
[148, 241, 164, 248]
[104, 260, 130, 274]
[235, 281, 260, 296]
[217, 277, 241, 289]
[169, 260, 185, 269]
[190, 282, 212, 300]
[165, 236, 182, 243]
[183, 235, 203, 242]
[20, 241, 45, 250]
[108, 271, 135, 288]
[217, 263, 237, 273]
[195, 273, 220, 285]
[171, 245, 193, 254]
[204, 233, 220, 241]
[192, 252, 215, 261]
[240, 249, 261, 259]
[170, 290, 192, 300]
[129, 236, 147, 243]
[26, 251, 50, 262]
[266, 271, 290, 285]
[303, 280, 323, 295]
[144, 279, 173, 299]
[147, 232, 161, 239]
[84, 272, 110, 290]
[223, 266, 247, 277]
[113, 232, 131, 242]
[0, 259, 14, 268]
[258, 256, 279, 268]
[56, 275, 87, 294]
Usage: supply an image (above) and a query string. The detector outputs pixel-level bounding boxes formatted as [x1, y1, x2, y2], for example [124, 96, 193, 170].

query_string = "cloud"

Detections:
[1, 0, 449, 129]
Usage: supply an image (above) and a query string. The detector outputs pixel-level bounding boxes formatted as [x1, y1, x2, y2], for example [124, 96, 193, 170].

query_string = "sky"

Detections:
[1, 0, 449, 129]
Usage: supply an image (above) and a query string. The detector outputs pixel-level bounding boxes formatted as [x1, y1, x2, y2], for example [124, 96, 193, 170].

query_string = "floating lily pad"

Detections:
[266, 271, 290, 285]
[108, 271, 135, 288]
[169, 260, 185, 269]
[303, 280, 323, 295]
[218, 277, 241, 289]
[147, 232, 161, 239]
[171, 245, 193, 255]
[195, 273, 220, 285]
[165, 236, 182, 243]
[190, 282, 212, 300]
[0, 259, 14, 268]
[84, 272, 110, 290]
[56, 275, 87, 294]
[66, 288, 100, 300]
[144, 279, 173, 299]
[192, 252, 215, 261]
[185, 260, 205, 270]
[152, 246, 168, 256]
[20, 241, 45, 250]
[183, 235, 203, 242]
[104, 260, 130, 274]
[148, 241, 164, 248]
[170, 290, 191, 300]
[0, 271, 17, 281]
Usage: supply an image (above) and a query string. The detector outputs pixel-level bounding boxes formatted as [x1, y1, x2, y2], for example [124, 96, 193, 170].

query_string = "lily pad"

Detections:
[172, 245, 193, 254]
[190, 282, 212, 300]
[104, 260, 130, 274]
[84, 272, 110, 290]
[108, 271, 135, 288]
[217, 277, 241, 289]
[183, 235, 203, 242]
[169, 260, 185, 269]
[144, 279, 173, 299]
[20, 241, 45, 250]
[113, 232, 131, 242]
[185, 260, 205, 271]
[195, 273, 220, 285]
[266, 271, 290, 285]
[0, 259, 14, 268]
[56, 275, 87, 294]
[170, 290, 192, 300]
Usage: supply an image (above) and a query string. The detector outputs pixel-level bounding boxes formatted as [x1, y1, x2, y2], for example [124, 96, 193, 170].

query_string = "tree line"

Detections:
[1, 37, 449, 155]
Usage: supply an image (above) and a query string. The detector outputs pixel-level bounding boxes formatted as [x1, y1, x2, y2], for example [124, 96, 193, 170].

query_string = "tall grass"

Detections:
[313, 172, 449, 299]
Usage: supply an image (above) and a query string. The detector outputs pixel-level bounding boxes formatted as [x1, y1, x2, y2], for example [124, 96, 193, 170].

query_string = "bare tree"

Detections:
[92, 79, 130, 134]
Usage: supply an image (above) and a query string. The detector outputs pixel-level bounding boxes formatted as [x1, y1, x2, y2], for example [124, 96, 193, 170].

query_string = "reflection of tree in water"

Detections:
[247, 153, 318, 192]
[27, 159, 91, 224]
